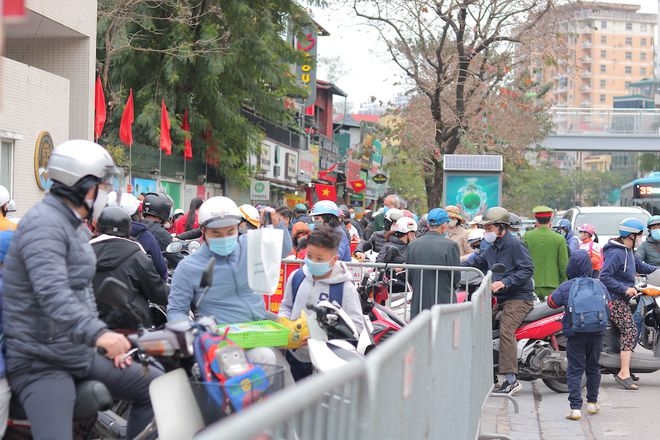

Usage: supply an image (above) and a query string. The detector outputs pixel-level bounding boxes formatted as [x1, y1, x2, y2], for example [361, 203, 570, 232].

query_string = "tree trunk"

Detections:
[425, 162, 444, 208]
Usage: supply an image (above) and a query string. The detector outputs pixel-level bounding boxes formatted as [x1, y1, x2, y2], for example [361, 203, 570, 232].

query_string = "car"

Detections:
[561, 206, 651, 244]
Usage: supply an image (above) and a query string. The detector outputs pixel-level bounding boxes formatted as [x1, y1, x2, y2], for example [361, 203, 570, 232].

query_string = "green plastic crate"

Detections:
[216, 320, 290, 349]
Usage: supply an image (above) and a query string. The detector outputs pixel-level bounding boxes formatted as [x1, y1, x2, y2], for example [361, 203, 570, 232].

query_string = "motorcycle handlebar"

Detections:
[176, 228, 202, 240]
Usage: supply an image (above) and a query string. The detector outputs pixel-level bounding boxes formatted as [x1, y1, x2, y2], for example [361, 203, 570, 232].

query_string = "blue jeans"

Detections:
[633, 295, 654, 341]
[566, 333, 603, 410]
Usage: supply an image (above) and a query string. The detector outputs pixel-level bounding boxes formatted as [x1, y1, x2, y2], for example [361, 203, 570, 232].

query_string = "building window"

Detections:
[625, 37, 632, 45]
[600, 79, 606, 87]
[641, 24, 648, 32]
[601, 21, 607, 29]
[625, 22, 633, 31]
[625, 52, 632, 60]
[641, 38, 647, 46]
[600, 94, 606, 103]
[625, 66, 632, 74]
[641, 67, 647, 75]
[600, 50, 606, 58]
[625, 81, 631, 88]
[0, 141, 14, 194]
[641, 52, 647, 61]
[600, 64, 606, 73]
[600, 35, 607, 44]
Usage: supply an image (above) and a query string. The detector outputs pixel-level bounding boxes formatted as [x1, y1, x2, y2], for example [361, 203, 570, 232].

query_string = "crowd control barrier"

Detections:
[195, 266, 500, 440]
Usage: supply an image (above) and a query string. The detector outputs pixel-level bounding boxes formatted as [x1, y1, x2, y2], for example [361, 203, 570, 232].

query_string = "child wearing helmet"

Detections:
[600, 217, 658, 390]
[577, 224, 602, 278]
[376, 217, 417, 264]
[309, 200, 351, 262]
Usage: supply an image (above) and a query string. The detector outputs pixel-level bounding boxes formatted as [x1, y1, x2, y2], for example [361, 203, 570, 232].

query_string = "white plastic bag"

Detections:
[247, 227, 283, 295]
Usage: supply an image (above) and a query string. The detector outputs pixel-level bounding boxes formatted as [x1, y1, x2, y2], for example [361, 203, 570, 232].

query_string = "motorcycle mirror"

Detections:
[491, 263, 506, 274]
[200, 257, 215, 289]
[95, 277, 130, 309]
[166, 241, 183, 253]
[188, 240, 201, 254]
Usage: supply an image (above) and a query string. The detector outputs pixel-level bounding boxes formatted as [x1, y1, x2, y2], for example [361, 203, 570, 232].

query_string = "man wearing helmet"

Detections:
[462, 206, 535, 395]
[91, 207, 168, 330]
[371, 194, 401, 233]
[600, 218, 657, 390]
[554, 218, 580, 254]
[292, 203, 311, 225]
[2, 140, 160, 439]
[167, 196, 294, 383]
[309, 200, 351, 261]
[636, 216, 660, 266]
[142, 191, 183, 268]
[354, 208, 403, 261]
[0, 185, 16, 231]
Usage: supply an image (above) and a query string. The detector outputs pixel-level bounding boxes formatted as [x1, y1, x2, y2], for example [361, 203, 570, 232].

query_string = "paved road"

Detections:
[481, 369, 660, 439]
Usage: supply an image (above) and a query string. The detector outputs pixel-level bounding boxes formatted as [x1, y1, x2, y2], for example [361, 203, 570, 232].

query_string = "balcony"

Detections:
[581, 70, 592, 78]
[580, 85, 592, 93]
[581, 41, 592, 49]
[581, 56, 593, 64]
[242, 110, 307, 150]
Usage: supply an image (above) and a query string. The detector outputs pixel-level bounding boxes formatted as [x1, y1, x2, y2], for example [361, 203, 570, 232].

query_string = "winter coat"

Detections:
[446, 225, 472, 257]
[173, 212, 198, 235]
[465, 231, 535, 303]
[130, 220, 168, 280]
[548, 249, 611, 336]
[2, 195, 108, 375]
[406, 231, 461, 317]
[91, 235, 168, 329]
[376, 236, 408, 264]
[355, 230, 386, 255]
[600, 239, 657, 302]
[523, 226, 569, 289]
[144, 219, 183, 269]
[636, 236, 660, 266]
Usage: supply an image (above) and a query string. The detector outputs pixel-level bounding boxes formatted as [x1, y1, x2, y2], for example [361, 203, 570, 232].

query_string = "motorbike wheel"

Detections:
[542, 373, 586, 394]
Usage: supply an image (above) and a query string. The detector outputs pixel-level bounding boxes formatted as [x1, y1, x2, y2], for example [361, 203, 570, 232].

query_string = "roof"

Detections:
[334, 113, 381, 125]
[316, 80, 347, 97]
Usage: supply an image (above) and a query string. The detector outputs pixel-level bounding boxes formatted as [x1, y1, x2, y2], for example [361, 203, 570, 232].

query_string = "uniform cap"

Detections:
[532, 205, 554, 219]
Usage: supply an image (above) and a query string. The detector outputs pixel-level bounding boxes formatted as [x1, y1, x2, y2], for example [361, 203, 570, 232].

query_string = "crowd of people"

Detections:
[0, 139, 659, 434]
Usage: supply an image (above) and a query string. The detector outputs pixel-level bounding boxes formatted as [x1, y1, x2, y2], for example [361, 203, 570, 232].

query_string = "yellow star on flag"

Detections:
[322, 188, 330, 196]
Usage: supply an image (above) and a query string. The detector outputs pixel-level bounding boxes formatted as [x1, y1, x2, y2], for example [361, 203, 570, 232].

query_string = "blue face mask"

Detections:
[207, 235, 238, 256]
[305, 257, 332, 277]
[382, 206, 390, 214]
[651, 230, 660, 241]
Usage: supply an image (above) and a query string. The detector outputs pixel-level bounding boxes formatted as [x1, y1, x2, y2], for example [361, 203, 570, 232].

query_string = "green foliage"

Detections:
[639, 153, 660, 173]
[97, 0, 313, 184]
[384, 148, 428, 214]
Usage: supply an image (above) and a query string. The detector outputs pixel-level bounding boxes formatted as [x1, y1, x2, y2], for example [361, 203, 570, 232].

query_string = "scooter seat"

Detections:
[9, 380, 113, 421]
[522, 302, 563, 323]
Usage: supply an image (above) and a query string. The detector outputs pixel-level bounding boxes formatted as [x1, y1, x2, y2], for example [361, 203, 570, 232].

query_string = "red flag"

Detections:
[349, 179, 366, 193]
[182, 109, 193, 160]
[3, 0, 25, 19]
[315, 184, 336, 201]
[119, 89, 134, 146]
[203, 128, 220, 167]
[94, 76, 106, 141]
[318, 163, 337, 183]
[160, 100, 172, 156]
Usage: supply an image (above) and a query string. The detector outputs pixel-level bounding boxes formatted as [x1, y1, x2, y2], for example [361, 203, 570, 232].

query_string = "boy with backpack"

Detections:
[548, 249, 611, 421]
[278, 225, 365, 380]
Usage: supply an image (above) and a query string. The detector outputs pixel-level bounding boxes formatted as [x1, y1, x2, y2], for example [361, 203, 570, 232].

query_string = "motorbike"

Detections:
[357, 271, 406, 345]
[599, 270, 660, 377]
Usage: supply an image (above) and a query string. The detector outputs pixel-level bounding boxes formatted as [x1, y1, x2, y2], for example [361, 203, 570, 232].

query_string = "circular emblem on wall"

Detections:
[34, 131, 54, 191]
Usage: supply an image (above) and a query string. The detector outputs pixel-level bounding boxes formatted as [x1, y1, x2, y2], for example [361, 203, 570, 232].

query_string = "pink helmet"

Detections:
[578, 223, 596, 236]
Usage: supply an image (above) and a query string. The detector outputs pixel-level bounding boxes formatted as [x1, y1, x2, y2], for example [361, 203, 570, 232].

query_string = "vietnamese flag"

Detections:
[349, 179, 366, 193]
[315, 183, 336, 201]
[94, 76, 106, 141]
[160, 100, 172, 155]
[119, 89, 134, 146]
[182, 109, 193, 160]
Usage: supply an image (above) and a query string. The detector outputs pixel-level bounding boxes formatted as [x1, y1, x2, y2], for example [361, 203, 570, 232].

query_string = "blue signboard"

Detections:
[444, 174, 501, 221]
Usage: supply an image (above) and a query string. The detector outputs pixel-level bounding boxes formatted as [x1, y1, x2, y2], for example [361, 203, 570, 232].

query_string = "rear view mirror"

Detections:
[491, 263, 506, 274]
[96, 278, 129, 309]
[200, 257, 215, 289]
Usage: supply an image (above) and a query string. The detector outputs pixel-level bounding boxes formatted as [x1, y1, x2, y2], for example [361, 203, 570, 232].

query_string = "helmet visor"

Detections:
[100, 166, 125, 206]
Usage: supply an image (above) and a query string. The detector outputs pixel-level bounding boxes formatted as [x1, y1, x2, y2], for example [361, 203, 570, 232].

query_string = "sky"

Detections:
[309, 0, 659, 110]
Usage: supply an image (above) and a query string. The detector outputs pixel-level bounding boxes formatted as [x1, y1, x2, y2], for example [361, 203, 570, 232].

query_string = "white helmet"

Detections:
[384, 208, 404, 222]
[119, 193, 141, 216]
[47, 140, 118, 187]
[106, 191, 118, 207]
[468, 228, 485, 243]
[0, 185, 9, 208]
[6, 199, 16, 213]
[239, 204, 260, 228]
[199, 196, 242, 228]
[392, 217, 418, 234]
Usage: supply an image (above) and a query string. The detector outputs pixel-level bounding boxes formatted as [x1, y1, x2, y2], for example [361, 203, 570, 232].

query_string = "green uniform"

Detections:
[523, 226, 569, 300]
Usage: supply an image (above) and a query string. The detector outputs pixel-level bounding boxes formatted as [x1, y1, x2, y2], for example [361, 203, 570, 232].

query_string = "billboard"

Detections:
[444, 174, 501, 221]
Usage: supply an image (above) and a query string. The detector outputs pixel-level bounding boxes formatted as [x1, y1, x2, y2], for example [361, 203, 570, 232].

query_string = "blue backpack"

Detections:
[291, 269, 343, 306]
[567, 277, 609, 333]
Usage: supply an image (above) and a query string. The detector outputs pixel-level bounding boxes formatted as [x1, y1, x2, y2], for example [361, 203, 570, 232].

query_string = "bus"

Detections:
[620, 172, 660, 215]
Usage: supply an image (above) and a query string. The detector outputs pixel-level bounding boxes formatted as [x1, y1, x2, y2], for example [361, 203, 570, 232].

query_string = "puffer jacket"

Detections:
[2, 195, 107, 375]
[376, 236, 408, 264]
[636, 236, 660, 266]
[600, 239, 657, 302]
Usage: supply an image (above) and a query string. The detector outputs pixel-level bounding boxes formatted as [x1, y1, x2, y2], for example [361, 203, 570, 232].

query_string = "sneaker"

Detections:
[493, 380, 522, 395]
[587, 402, 600, 414]
[566, 409, 582, 420]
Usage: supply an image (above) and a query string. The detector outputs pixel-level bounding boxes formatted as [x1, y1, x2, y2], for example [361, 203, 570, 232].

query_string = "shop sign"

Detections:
[250, 180, 270, 201]
[372, 173, 388, 184]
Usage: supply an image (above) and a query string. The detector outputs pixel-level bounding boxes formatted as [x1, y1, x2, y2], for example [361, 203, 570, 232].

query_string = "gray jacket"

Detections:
[2, 194, 107, 375]
[636, 237, 660, 266]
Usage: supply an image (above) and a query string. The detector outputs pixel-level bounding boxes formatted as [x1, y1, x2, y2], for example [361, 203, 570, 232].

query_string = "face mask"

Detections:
[448, 219, 458, 228]
[350, 213, 355, 220]
[163, 221, 172, 229]
[207, 235, 238, 256]
[313, 219, 324, 229]
[86, 188, 109, 220]
[382, 206, 390, 214]
[651, 230, 660, 241]
[484, 231, 498, 243]
[305, 257, 332, 277]
[238, 224, 248, 235]
[559, 230, 567, 237]
[635, 236, 643, 248]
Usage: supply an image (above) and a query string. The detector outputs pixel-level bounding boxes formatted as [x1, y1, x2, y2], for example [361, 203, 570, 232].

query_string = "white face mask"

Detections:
[86, 188, 109, 220]
[448, 219, 458, 228]
[484, 231, 498, 243]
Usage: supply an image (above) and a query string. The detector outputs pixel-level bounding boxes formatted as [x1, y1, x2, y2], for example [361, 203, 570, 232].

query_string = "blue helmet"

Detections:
[648, 215, 660, 229]
[310, 200, 340, 217]
[554, 218, 572, 231]
[619, 217, 645, 238]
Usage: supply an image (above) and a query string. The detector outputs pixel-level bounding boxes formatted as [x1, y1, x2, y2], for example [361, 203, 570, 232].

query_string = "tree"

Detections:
[97, 0, 316, 184]
[347, 0, 561, 206]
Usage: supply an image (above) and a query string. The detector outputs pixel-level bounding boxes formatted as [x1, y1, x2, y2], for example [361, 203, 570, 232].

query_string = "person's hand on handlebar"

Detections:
[490, 281, 505, 293]
[96, 331, 131, 359]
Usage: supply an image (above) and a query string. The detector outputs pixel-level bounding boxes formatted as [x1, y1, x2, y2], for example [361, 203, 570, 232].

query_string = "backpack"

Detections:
[291, 269, 344, 306]
[567, 277, 609, 333]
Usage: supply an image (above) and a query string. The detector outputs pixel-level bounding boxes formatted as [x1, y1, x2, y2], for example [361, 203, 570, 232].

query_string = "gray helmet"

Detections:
[508, 213, 522, 231]
[48, 140, 118, 187]
[98, 207, 131, 237]
[481, 207, 510, 226]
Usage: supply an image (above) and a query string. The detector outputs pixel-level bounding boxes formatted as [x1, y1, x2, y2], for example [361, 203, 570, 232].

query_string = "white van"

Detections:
[561, 206, 651, 243]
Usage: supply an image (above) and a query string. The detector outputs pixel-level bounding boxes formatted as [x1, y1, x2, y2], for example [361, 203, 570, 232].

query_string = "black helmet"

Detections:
[481, 207, 510, 226]
[142, 192, 172, 221]
[98, 207, 131, 237]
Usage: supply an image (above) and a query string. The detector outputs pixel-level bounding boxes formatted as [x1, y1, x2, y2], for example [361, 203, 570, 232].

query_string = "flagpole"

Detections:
[158, 148, 162, 191]
[183, 155, 187, 184]
[129, 145, 132, 186]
